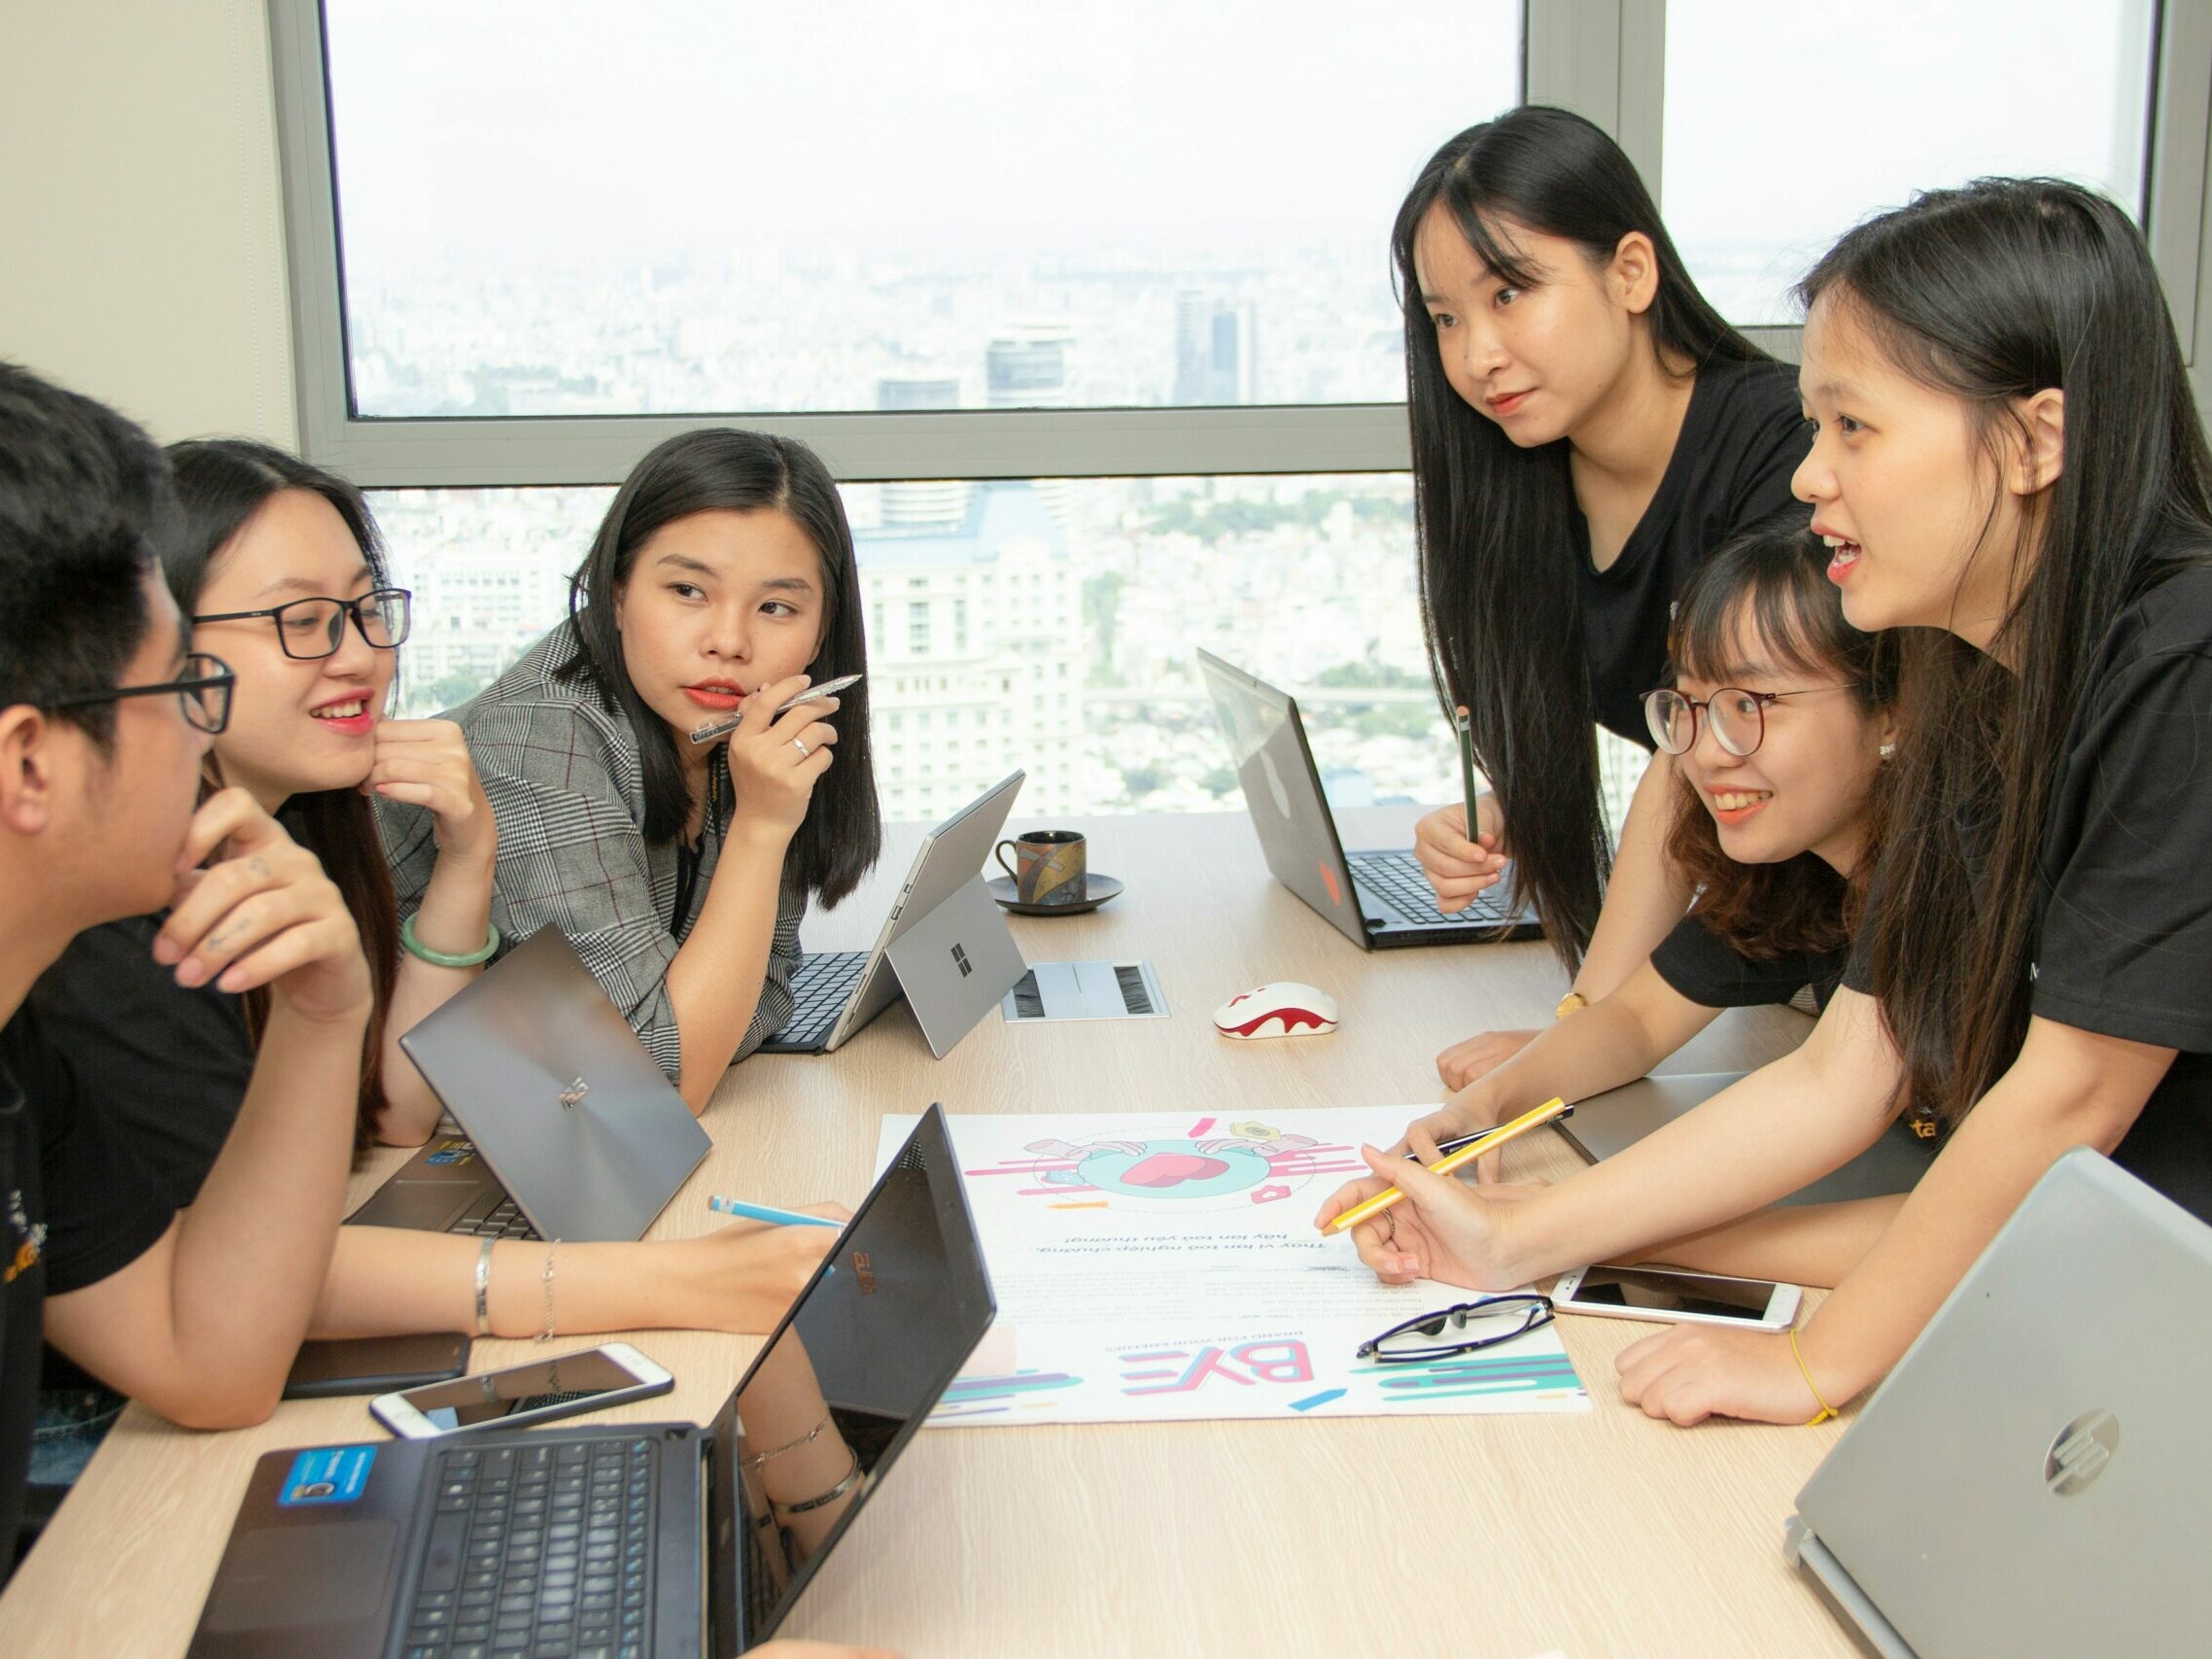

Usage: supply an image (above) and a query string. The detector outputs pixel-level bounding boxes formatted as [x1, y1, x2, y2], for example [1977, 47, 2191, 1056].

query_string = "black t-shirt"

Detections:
[30, 916, 254, 1211]
[0, 1000, 175, 1565]
[1845, 551, 2212, 1220]
[1649, 911, 1849, 1014]
[1574, 357, 1810, 744]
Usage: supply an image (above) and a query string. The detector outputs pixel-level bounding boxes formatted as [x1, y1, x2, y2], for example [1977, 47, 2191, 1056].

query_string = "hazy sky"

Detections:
[326, 0, 2157, 319]
[326, 0, 1521, 264]
[1663, 0, 2156, 316]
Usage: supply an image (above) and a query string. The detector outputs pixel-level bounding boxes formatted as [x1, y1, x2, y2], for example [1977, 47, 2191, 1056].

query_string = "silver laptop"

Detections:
[1786, 1149, 2211, 1656]
[350, 927, 710, 1243]
[1194, 648, 1541, 950]
[1559, 1071, 1931, 1206]
[762, 770, 1026, 1055]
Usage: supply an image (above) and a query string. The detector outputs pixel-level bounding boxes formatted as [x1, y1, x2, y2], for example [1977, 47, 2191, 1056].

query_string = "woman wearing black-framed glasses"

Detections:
[190, 587, 413, 660]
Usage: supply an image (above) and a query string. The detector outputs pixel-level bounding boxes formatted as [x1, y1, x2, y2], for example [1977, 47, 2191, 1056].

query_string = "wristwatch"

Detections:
[1555, 991, 1589, 1020]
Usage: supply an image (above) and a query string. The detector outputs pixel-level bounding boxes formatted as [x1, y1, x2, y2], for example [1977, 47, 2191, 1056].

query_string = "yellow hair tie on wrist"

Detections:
[1788, 1326, 1838, 1426]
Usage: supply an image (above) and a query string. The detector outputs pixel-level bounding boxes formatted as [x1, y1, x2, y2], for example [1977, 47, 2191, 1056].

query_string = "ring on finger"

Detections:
[792, 737, 809, 758]
[1380, 1209, 1398, 1246]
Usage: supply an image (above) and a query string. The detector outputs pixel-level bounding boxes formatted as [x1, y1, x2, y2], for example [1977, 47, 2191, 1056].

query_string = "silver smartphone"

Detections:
[368, 1341, 674, 1439]
[1550, 1264, 1801, 1330]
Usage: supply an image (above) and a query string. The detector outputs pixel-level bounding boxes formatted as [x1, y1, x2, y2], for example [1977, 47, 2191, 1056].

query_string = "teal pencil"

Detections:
[708, 1195, 843, 1228]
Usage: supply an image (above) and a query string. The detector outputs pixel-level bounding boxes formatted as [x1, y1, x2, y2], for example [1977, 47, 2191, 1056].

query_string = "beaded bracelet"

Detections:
[744, 1416, 831, 1469]
[400, 912, 501, 969]
[536, 1240, 560, 1343]
[1788, 1326, 1839, 1426]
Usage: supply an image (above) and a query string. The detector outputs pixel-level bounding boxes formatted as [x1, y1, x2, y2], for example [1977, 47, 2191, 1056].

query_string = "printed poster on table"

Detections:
[873, 1105, 1587, 1427]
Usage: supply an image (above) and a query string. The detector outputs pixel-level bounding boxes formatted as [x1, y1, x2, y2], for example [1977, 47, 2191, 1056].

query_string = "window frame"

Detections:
[269, 0, 2212, 489]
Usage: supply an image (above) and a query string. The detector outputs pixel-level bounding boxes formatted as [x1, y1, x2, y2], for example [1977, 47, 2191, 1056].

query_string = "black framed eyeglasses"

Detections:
[191, 587, 412, 660]
[47, 651, 235, 735]
[1356, 1294, 1555, 1364]
[1642, 683, 1858, 759]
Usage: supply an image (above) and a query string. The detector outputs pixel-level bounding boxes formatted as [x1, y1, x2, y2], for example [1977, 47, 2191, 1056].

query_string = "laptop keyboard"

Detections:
[1349, 849, 1525, 929]
[451, 1191, 539, 1243]
[401, 1437, 657, 1659]
[763, 950, 868, 1050]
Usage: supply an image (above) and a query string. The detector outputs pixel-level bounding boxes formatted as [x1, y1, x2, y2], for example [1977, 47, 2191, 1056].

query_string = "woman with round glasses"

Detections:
[1344, 517, 1914, 1266]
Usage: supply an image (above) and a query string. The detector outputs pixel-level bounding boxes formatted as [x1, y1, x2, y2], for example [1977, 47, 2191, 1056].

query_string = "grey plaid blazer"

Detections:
[380, 622, 803, 1080]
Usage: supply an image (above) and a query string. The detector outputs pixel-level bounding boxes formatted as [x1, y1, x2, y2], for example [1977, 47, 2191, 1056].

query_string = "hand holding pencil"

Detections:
[1313, 1097, 1569, 1290]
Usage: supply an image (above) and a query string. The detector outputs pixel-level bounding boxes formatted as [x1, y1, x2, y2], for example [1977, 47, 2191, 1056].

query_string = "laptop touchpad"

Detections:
[201, 1519, 397, 1631]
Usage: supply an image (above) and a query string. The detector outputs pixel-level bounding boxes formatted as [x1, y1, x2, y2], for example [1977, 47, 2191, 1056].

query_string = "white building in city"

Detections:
[857, 481, 1084, 823]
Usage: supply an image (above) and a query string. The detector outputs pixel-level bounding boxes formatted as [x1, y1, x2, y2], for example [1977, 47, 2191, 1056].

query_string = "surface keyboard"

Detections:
[1349, 849, 1523, 929]
[400, 1436, 658, 1659]
[761, 950, 868, 1051]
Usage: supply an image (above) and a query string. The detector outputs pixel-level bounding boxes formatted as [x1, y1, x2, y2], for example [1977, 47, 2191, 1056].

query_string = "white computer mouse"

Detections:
[1212, 982, 1339, 1040]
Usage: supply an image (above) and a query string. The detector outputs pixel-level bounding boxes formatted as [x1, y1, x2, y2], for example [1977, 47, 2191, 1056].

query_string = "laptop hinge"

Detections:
[1784, 1516, 1918, 1659]
[700, 1452, 712, 1659]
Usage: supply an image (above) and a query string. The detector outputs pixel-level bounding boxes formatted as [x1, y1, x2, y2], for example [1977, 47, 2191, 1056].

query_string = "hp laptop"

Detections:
[762, 770, 1026, 1056]
[1785, 1149, 2211, 1656]
[188, 1104, 995, 1659]
[1195, 648, 1542, 950]
[1559, 1071, 1931, 1207]
[348, 927, 710, 1244]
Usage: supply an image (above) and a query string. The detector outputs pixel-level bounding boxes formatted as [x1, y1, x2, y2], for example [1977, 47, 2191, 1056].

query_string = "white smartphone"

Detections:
[368, 1341, 674, 1439]
[1550, 1264, 1801, 1330]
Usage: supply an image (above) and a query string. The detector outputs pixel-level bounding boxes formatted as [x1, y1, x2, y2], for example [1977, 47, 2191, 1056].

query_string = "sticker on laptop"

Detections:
[279, 1445, 377, 1506]
[424, 1139, 477, 1167]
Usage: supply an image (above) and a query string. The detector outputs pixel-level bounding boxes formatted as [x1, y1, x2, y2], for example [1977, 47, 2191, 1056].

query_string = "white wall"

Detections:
[0, 0, 296, 447]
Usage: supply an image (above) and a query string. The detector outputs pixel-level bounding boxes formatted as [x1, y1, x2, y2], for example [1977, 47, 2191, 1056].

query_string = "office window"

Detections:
[371, 472, 1459, 820]
[1664, 0, 2160, 325]
[317, 0, 1519, 419]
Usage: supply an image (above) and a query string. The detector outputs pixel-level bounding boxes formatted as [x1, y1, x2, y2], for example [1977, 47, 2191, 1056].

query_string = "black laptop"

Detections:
[187, 1104, 993, 1659]
[1196, 648, 1543, 949]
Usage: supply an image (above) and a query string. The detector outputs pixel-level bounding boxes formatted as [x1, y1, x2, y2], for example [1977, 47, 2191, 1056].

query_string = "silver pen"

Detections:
[687, 673, 862, 745]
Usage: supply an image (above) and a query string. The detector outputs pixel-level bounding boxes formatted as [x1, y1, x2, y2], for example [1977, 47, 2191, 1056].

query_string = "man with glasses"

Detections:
[0, 363, 375, 1577]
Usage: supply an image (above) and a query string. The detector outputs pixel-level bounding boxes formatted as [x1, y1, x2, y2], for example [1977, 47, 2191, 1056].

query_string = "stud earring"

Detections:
[1879, 741, 1896, 760]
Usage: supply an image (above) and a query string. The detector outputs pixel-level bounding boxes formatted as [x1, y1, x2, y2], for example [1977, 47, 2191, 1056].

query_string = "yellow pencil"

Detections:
[1326, 1096, 1572, 1234]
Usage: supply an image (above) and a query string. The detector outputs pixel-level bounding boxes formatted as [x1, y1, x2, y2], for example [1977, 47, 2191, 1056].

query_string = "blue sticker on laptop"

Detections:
[279, 1445, 377, 1506]
[424, 1139, 476, 1167]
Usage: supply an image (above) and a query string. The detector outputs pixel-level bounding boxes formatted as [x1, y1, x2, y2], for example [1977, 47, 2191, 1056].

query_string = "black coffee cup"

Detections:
[994, 829, 1087, 905]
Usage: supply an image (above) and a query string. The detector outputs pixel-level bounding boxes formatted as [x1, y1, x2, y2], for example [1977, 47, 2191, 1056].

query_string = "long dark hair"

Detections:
[558, 429, 880, 907]
[1663, 512, 1896, 959]
[1397, 105, 1769, 970]
[163, 438, 400, 1157]
[1806, 179, 2212, 1130]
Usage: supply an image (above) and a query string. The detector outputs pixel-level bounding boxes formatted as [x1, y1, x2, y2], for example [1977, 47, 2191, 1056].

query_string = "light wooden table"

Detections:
[0, 808, 1855, 1659]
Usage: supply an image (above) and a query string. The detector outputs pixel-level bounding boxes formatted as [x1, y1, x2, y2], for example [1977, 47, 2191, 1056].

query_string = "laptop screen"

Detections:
[707, 1105, 994, 1650]
[1194, 649, 1371, 945]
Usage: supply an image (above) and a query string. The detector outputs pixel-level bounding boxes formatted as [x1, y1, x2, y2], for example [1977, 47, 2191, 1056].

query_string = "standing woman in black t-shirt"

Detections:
[1397, 106, 1810, 1060]
[1317, 179, 2212, 1429]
